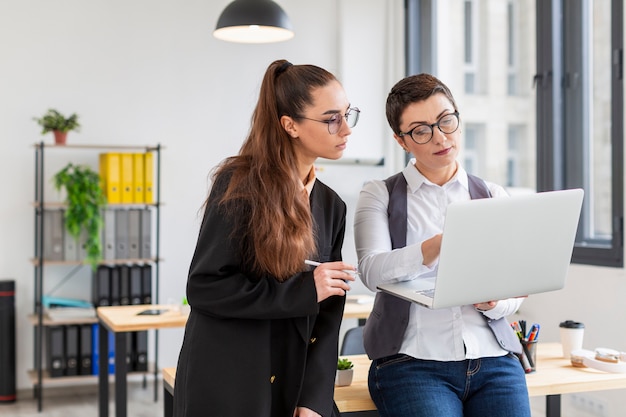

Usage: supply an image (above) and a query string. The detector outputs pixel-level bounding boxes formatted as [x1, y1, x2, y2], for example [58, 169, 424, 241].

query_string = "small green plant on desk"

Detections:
[53, 163, 107, 269]
[337, 358, 354, 370]
[336, 357, 354, 386]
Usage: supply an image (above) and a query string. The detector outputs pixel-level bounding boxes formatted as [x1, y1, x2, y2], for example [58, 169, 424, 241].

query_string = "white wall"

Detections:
[0, 0, 403, 391]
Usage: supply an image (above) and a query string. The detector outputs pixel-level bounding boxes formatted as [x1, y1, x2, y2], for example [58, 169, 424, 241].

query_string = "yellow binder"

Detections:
[144, 152, 154, 203]
[99, 153, 121, 204]
[132, 153, 145, 204]
[120, 153, 134, 204]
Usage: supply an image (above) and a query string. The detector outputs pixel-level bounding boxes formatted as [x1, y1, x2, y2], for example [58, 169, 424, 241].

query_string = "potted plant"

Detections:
[53, 163, 107, 269]
[336, 357, 354, 386]
[34, 109, 80, 145]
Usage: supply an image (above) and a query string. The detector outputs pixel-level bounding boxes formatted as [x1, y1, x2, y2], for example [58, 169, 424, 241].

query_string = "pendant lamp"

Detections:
[214, 0, 294, 44]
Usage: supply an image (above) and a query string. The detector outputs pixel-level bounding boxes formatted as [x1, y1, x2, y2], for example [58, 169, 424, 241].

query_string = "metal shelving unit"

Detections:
[31, 142, 162, 411]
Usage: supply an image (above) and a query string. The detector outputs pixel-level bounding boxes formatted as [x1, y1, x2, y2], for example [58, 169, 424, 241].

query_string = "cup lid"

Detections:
[560, 320, 584, 329]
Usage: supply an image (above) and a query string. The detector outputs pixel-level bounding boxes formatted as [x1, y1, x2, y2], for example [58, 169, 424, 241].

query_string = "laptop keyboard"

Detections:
[415, 288, 435, 298]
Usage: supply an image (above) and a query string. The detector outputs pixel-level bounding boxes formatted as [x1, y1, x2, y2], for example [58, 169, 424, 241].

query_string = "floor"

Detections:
[0, 380, 163, 417]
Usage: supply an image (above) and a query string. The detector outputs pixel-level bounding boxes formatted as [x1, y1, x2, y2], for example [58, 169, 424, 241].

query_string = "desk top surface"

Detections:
[96, 304, 188, 332]
[98, 295, 372, 333]
[343, 295, 374, 320]
[164, 343, 626, 413]
[334, 342, 626, 412]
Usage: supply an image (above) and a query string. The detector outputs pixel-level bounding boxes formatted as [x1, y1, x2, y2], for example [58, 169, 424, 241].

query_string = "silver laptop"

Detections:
[376, 188, 584, 309]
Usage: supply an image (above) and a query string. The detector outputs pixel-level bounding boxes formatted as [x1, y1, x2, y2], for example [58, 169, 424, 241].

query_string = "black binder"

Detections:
[64, 325, 79, 376]
[93, 265, 111, 307]
[133, 331, 148, 372]
[126, 331, 133, 371]
[119, 265, 130, 305]
[141, 264, 152, 304]
[46, 326, 65, 378]
[110, 265, 121, 306]
[79, 324, 92, 375]
[129, 265, 142, 305]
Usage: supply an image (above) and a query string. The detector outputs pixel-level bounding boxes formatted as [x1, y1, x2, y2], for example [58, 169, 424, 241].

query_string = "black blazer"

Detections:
[174, 173, 347, 417]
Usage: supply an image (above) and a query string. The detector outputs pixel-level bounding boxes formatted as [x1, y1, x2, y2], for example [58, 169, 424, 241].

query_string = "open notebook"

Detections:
[376, 188, 584, 309]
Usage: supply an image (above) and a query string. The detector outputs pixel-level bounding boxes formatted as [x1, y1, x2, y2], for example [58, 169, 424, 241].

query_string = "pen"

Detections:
[304, 260, 359, 277]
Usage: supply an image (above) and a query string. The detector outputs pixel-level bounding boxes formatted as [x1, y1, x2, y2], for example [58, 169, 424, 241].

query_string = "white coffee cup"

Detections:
[559, 320, 585, 359]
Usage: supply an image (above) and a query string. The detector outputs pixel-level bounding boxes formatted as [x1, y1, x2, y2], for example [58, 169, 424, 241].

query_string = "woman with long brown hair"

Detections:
[173, 59, 360, 417]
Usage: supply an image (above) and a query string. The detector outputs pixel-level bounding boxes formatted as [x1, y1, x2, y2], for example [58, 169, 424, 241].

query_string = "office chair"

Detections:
[340, 325, 366, 355]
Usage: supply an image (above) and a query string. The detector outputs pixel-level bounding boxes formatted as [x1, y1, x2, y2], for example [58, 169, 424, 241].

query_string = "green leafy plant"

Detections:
[53, 163, 107, 269]
[337, 358, 354, 370]
[34, 109, 80, 134]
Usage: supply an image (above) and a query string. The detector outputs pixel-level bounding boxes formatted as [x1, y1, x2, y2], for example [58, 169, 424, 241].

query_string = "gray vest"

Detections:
[362, 172, 522, 360]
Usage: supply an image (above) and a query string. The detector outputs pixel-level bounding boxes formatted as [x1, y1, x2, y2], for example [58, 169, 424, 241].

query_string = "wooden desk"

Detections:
[97, 304, 188, 417]
[334, 343, 626, 416]
[343, 295, 373, 324]
[163, 343, 626, 417]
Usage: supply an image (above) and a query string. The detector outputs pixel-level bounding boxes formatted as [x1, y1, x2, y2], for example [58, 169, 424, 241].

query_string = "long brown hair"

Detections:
[212, 59, 338, 280]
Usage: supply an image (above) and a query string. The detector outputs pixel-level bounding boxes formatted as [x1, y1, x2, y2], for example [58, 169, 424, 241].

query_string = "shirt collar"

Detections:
[401, 159, 469, 193]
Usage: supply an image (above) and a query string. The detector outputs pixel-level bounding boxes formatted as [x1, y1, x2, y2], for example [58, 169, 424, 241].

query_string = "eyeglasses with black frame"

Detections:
[297, 107, 360, 135]
[399, 111, 460, 145]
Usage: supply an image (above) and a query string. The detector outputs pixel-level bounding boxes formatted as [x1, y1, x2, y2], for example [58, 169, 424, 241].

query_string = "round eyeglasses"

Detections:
[398, 111, 460, 145]
[297, 107, 360, 135]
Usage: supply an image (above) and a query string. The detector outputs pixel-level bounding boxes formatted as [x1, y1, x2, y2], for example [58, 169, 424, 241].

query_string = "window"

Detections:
[405, 0, 622, 267]
[507, 1, 519, 95]
[536, 0, 623, 267]
[463, 0, 479, 94]
[463, 123, 484, 177]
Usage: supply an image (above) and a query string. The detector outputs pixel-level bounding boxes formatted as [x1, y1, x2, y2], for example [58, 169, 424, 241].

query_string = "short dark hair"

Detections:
[385, 73, 458, 135]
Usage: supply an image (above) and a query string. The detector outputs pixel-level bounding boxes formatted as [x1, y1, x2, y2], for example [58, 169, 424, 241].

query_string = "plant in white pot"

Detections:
[336, 357, 354, 386]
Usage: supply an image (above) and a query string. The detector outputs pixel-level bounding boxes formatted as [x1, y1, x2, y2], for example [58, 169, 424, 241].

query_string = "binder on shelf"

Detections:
[77, 228, 89, 261]
[120, 153, 134, 204]
[126, 330, 133, 371]
[42, 296, 92, 309]
[43, 209, 64, 261]
[64, 325, 79, 376]
[99, 153, 121, 204]
[133, 153, 145, 204]
[108, 330, 115, 375]
[133, 331, 148, 372]
[140, 208, 152, 259]
[63, 211, 79, 261]
[46, 326, 65, 378]
[141, 264, 152, 305]
[93, 265, 111, 307]
[91, 324, 115, 375]
[144, 152, 154, 203]
[91, 323, 98, 375]
[119, 265, 131, 306]
[115, 209, 129, 259]
[102, 208, 116, 260]
[129, 265, 143, 305]
[79, 324, 92, 375]
[110, 265, 121, 306]
[128, 209, 141, 259]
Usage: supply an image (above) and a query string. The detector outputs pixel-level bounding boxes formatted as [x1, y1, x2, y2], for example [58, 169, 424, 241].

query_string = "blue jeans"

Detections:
[368, 353, 530, 417]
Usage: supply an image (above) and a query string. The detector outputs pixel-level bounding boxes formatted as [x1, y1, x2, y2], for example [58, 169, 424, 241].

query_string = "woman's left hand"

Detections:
[293, 406, 321, 417]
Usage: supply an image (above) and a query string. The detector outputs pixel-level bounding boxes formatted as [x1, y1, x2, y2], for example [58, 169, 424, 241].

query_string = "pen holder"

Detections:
[520, 340, 537, 373]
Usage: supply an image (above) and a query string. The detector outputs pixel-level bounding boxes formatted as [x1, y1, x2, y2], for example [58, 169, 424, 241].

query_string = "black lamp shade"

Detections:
[214, 0, 294, 43]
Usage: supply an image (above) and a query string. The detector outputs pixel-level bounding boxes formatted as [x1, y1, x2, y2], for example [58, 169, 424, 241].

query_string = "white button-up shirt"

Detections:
[354, 160, 524, 361]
